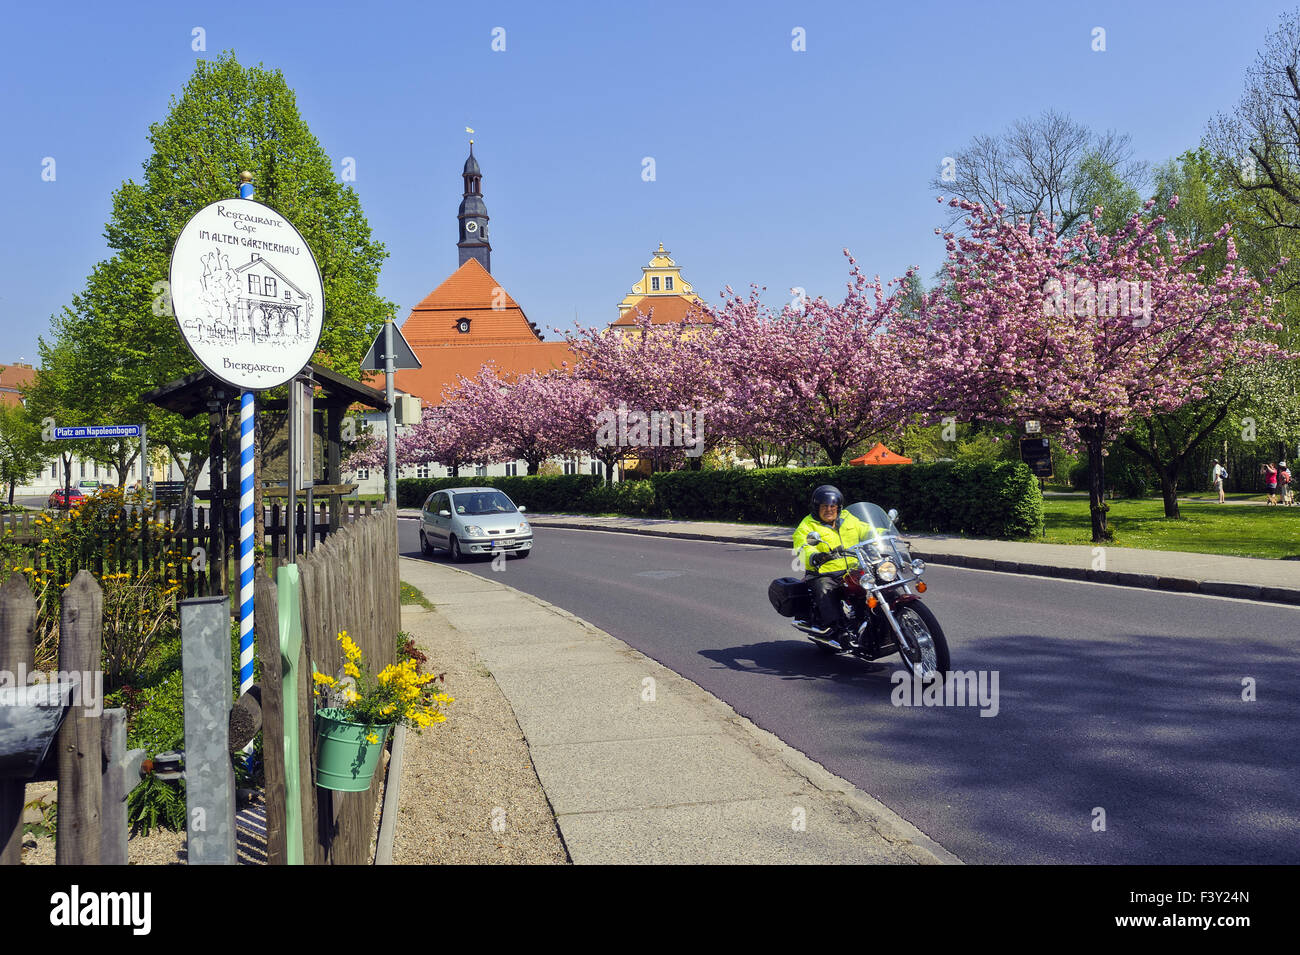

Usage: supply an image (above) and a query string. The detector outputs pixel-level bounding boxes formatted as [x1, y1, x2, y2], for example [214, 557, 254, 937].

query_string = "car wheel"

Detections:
[513, 548, 531, 559]
[449, 536, 465, 562]
[419, 530, 433, 557]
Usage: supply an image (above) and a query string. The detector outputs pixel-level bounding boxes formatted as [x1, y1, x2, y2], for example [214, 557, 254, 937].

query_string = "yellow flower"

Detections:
[343, 661, 360, 679]
[365, 732, 379, 745]
[343, 688, 359, 703]
[313, 672, 337, 686]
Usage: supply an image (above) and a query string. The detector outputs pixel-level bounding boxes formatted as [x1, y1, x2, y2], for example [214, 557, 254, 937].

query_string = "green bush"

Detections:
[651, 462, 1044, 538]
[398, 463, 1045, 538]
[397, 475, 602, 510]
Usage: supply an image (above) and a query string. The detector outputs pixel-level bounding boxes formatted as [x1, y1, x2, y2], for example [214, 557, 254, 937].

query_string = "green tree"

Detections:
[104, 51, 392, 380]
[0, 403, 49, 505]
[45, 51, 393, 508]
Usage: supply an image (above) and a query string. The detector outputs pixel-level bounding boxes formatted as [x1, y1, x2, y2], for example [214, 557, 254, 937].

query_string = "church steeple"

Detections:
[457, 141, 491, 272]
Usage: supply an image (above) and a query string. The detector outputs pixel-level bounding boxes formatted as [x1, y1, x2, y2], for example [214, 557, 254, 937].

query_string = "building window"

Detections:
[50, 462, 58, 479]
[249, 275, 261, 295]
[417, 464, 430, 479]
[475, 464, 487, 477]
[651, 276, 660, 291]
[563, 457, 577, 475]
[591, 461, 602, 477]
[356, 467, 369, 481]
[263, 277, 277, 298]
[80, 460, 87, 478]
[505, 462, 517, 476]
[665, 276, 674, 290]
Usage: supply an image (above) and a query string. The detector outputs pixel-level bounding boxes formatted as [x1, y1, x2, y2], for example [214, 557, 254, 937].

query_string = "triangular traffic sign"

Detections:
[360, 322, 422, 371]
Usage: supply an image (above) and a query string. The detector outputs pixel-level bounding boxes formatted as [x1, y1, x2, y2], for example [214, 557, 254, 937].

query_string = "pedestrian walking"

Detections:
[1211, 459, 1228, 504]
[1281, 461, 1293, 506]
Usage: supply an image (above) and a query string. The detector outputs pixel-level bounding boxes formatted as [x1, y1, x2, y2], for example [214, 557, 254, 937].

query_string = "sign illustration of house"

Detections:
[234, 253, 314, 345]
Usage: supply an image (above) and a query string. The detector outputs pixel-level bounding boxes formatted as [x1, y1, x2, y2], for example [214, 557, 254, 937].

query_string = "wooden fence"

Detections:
[2, 497, 383, 600]
[0, 573, 144, 865]
[256, 505, 399, 864]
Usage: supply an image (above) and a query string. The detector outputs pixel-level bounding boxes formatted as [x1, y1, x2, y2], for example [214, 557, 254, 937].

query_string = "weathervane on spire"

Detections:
[466, 125, 475, 147]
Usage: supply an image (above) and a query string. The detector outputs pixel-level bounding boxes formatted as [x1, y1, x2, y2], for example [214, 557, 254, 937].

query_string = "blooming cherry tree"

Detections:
[924, 196, 1281, 541]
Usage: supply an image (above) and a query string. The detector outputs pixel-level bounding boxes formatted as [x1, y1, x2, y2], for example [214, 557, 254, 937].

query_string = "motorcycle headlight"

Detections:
[911, 559, 926, 576]
[875, 559, 898, 582]
[463, 524, 486, 538]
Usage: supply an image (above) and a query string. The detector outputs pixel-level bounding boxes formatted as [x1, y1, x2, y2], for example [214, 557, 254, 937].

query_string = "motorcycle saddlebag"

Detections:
[768, 577, 812, 618]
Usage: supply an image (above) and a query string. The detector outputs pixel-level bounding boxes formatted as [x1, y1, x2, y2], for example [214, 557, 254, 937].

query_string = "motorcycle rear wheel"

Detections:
[894, 601, 950, 680]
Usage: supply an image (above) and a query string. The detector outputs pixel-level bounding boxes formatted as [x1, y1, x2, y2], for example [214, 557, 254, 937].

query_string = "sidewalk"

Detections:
[472, 512, 1300, 606]
[397, 556, 959, 864]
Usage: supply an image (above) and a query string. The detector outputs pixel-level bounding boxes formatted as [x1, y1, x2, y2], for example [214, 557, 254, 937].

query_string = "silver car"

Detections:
[418, 487, 533, 561]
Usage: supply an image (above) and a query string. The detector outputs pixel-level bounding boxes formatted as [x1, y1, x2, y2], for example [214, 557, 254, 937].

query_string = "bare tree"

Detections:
[1207, 9, 1300, 291]
[932, 109, 1146, 235]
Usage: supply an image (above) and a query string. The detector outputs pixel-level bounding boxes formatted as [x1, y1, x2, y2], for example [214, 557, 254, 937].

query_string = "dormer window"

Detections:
[457, 318, 471, 334]
[665, 276, 674, 290]
[651, 276, 660, 291]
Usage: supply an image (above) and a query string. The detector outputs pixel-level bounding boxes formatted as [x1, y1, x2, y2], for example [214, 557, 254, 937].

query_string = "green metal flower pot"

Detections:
[314, 708, 393, 792]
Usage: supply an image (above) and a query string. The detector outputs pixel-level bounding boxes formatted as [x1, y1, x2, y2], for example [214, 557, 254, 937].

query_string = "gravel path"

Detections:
[391, 599, 569, 865]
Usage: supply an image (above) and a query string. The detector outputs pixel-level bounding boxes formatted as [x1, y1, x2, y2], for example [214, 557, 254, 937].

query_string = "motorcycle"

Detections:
[767, 502, 951, 680]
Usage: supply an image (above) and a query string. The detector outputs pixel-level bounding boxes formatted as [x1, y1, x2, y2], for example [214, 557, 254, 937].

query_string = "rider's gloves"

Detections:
[810, 552, 832, 568]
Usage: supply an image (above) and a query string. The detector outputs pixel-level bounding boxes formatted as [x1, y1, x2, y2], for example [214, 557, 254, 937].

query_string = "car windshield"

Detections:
[845, 502, 899, 545]
[454, 491, 517, 516]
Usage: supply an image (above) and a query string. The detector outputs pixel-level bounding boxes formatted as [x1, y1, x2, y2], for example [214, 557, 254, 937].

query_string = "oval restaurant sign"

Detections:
[169, 198, 324, 390]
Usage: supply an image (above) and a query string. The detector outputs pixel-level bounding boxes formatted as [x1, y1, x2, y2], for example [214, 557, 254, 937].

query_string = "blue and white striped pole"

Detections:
[238, 172, 256, 757]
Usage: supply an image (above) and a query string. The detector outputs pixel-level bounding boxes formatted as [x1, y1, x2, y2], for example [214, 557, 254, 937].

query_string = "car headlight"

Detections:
[463, 525, 486, 538]
[875, 559, 898, 582]
[518, 521, 530, 533]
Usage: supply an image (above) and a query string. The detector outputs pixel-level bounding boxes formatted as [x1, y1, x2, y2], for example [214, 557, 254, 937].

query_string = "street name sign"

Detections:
[53, 425, 141, 439]
[169, 198, 324, 391]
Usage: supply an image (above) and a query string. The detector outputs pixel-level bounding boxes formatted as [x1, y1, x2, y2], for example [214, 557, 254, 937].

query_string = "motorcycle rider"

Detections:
[793, 485, 867, 646]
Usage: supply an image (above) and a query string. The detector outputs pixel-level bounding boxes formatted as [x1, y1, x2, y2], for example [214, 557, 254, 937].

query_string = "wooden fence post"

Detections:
[56, 570, 103, 865]
[99, 708, 144, 866]
[0, 576, 37, 865]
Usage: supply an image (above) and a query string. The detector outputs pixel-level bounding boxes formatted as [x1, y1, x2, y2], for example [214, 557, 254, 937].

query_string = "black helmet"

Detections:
[810, 484, 844, 518]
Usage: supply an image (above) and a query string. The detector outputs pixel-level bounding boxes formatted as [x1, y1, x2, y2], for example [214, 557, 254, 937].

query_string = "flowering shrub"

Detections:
[313, 630, 452, 738]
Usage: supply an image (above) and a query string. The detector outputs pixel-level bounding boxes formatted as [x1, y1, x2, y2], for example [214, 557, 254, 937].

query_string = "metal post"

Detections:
[236, 173, 256, 732]
[238, 392, 255, 742]
[139, 422, 149, 497]
[384, 317, 396, 503]
[181, 596, 237, 865]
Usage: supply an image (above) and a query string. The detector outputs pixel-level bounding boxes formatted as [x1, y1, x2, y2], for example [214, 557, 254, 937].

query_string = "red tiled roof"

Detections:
[0, 363, 35, 408]
[401, 258, 541, 346]
[611, 294, 711, 326]
[387, 342, 576, 404]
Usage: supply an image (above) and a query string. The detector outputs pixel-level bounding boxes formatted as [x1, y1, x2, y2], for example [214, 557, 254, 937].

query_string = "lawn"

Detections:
[1040, 496, 1300, 559]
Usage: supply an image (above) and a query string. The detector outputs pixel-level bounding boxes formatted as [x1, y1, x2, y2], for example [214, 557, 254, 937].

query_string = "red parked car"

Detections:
[47, 486, 85, 509]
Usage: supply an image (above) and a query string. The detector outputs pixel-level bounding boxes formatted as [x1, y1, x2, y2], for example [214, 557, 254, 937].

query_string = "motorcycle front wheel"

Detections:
[894, 600, 951, 680]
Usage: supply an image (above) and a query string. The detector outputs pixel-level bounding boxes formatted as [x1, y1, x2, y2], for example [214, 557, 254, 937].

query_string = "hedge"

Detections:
[398, 462, 1043, 538]
[650, 462, 1043, 538]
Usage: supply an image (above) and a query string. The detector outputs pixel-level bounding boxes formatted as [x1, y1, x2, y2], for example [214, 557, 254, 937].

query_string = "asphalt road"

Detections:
[399, 517, 1300, 864]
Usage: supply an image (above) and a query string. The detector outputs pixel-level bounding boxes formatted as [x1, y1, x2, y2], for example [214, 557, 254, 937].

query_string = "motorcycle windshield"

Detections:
[845, 502, 900, 548]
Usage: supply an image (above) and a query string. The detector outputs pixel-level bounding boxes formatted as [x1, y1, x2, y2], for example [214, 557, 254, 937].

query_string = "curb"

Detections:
[525, 518, 1300, 608]
[403, 556, 962, 865]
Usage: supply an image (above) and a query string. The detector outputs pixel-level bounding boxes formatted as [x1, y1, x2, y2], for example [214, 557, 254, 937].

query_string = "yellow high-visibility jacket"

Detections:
[793, 511, 867, 574]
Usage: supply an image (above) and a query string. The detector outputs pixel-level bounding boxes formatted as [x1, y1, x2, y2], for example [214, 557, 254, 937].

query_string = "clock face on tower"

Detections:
[465, 221, 478, 234]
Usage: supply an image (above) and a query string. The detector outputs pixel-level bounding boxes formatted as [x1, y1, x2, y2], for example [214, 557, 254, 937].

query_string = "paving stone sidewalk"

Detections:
[397, 556, 959, 865]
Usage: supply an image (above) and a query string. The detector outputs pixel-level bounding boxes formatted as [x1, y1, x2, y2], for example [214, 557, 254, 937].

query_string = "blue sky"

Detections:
[0, 0, 1293, 366]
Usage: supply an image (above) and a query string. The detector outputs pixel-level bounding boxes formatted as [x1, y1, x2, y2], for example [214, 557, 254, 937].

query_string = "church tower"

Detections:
[457, 142, 491, 271]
